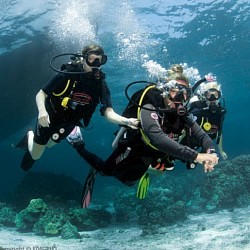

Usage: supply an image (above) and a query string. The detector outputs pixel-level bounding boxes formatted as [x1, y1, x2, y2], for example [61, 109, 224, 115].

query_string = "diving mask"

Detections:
[205, 88, 221, 101]
[84, 52, 107, 67]
[158, 80, 192, 103]
[157, 80, 192, 116]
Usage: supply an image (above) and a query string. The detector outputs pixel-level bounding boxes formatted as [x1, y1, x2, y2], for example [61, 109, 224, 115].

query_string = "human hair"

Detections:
[167, 72, 190, 86]
[81, 44, 105, 57]
[167, 64, 184, 76]
[198, 81, 222, 96]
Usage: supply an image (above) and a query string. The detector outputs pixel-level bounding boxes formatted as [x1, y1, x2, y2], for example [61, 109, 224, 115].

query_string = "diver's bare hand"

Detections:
[195, 153, 219, 173]
[125, 118, 140, 129]
[38, 111, 50, 127]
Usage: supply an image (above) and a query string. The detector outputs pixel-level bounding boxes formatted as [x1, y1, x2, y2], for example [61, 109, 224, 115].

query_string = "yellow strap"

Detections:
[200, 117, 204, 127]
[137, 85, 159, 150]
[52, 79, 71, 97]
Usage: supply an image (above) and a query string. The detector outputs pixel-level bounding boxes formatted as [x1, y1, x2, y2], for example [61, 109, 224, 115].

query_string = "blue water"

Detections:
[0, 0, 249, 199]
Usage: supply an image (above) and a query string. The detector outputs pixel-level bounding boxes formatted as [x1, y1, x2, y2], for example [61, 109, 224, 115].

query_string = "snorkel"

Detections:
[49, 52, 107, 78]
[49, 53, 84, 74]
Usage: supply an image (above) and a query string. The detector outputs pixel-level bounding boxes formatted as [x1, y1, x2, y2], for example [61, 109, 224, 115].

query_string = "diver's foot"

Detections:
[66, 126, 84, 146]
[20, 151, 35, 171]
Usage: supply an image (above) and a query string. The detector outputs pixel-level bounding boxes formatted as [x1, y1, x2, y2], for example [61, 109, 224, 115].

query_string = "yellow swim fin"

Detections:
[136, 173, 150, 199]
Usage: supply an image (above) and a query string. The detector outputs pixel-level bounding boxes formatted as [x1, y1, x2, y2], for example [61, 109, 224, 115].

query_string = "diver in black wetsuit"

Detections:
[188, 80, 227, 159]
[67, 74, 219, 186]
[16, 44, 138, 171]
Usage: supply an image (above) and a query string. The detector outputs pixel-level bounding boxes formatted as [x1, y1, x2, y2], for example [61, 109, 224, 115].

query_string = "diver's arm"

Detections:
[104, 107, 139, 129]
[36, 89, 50, 127]
[140, 104, 218, 172]
[218, 135, 228, 160]
[140, 104, 198, 162]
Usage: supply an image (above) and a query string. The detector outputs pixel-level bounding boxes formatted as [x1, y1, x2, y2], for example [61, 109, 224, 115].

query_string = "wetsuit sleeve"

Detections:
[100, 80, 113, 115]
[140, 104, 198, 162]
[216, 107, 226, 144]
[191, 121, 215, 151]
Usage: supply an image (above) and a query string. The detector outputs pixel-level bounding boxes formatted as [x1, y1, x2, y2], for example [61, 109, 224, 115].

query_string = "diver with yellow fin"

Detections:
[66, 72, 219, 205]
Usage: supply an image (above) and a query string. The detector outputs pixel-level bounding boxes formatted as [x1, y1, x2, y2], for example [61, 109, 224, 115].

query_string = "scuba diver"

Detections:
[188, 80, 227, 160]
[66, 73, 219, 207]
[15, 44, 138, 171]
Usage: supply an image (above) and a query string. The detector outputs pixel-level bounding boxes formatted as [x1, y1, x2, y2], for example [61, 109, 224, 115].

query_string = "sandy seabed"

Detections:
[0, 206, 250, 250]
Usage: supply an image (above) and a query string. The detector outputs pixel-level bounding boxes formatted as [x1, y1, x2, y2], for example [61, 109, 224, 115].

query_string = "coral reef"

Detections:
[15, 198, 48, 232]
[201, 155, 250, 211]
[1, 197, 112, 239]
[61, 221, 81, 239]
[114, 187, 187, 234]
[33, 208, 67, 236]
[113, 155, 250, 231]
[68, 207, 112, 231]
[0, 205, 16, 227]
[1, 155, 250, 238]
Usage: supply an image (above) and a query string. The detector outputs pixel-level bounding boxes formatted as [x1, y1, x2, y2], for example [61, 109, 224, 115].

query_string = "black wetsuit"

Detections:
[76, 87, 214, 186]
[188, 100, 226, 148]
[34, 69, 112, 145]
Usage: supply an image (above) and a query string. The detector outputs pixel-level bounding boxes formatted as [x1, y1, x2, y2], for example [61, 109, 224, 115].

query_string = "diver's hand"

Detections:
[195, 153, 219, 173]
[124, 118, 140, 129]
[220, 151, 228, 160]
[38, 110, 50, 127]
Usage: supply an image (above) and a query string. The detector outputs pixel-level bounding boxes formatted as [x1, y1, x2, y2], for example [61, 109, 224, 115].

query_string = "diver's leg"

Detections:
[19, 130, 46, 171]
[19, 122, 51, 170]
[74, 144, 104, 172]
[46, 138, 57, 148]
[66, 126, 104, 171]
[28, 130, 46, 160]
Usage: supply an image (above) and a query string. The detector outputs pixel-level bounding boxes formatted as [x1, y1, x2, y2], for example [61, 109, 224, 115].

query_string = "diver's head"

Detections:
[198, 81, 222, 112]
[82, 45, 107, 72]
[157, 75, 192, 115]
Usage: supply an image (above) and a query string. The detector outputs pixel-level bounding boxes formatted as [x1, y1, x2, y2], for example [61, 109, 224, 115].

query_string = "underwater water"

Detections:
[0, 0, 250, 249]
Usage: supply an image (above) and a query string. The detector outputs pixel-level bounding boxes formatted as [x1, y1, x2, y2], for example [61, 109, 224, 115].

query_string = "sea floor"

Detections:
[1, 205, 250, 250]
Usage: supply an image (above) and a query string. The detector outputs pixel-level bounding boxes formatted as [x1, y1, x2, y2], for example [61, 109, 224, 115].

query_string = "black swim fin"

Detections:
[14, 132, 29, 150]
[20, 151, 35, 171]
[81, 169, 97, 208]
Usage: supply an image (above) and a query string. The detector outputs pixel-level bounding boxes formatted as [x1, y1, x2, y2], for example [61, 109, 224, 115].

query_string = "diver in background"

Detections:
[188, 81, 227, 160]
[16, 44, 138, 171]
[67, 73, 219, 207]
